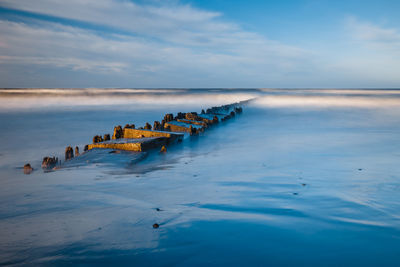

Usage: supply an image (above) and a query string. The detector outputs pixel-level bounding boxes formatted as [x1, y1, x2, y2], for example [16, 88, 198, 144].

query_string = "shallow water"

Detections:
[1, 89, 400, 266]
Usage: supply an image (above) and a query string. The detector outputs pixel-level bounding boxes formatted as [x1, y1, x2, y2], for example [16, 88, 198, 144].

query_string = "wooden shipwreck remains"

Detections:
[85, 102, 244, 154]
[37, 100, 247, 171]
[87, 128, 184, 152]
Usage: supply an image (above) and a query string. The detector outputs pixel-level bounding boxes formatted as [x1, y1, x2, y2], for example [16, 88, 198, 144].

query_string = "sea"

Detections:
[1, 88, 400, 266]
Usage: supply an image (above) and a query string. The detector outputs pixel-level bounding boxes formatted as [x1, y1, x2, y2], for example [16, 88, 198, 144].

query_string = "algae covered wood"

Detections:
[164, 120, 205, 133]
[176, 119, 208, 127]
[88, 137, 168, 152]
[123, 128, 183, 142]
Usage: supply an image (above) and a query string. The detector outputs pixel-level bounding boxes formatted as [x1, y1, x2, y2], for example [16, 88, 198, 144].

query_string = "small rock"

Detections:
[23, 163, 33, 174]
[156, 208, 161, 211]
[103, 134, 111, 141]
[75, 146, 79, 156]
[144, 122, 152, 130]
[84, 145, 89, 152]
[153, 223, 159, 229]
[160, 145, 167, 153]
[358, 168, 363, 171]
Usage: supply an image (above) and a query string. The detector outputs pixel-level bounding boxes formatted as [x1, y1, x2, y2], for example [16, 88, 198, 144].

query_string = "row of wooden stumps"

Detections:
[24, 102, 243, 173]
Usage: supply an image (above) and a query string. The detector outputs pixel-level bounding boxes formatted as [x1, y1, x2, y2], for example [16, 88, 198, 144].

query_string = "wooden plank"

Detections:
[88, 137, 168, 152]
[124, 128, 183, 142]
[164, 121, 205, 133]
[176, 119, 208, 127]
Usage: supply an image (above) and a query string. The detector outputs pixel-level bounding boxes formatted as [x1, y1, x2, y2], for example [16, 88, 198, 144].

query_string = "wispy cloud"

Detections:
[0, 0, 235, 47]
[321, 17, 400, 87]
[347, 17, 400, 51]
[0, 1, 399, 88]
[0, 0, 314, 87]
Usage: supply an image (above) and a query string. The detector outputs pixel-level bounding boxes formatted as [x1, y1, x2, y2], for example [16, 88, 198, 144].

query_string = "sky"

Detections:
[0, 0, 399, 88]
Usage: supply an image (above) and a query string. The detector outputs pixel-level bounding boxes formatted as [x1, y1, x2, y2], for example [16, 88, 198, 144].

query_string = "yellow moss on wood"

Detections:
[88, 137, 168, 152]
[123, 128, 183, 140]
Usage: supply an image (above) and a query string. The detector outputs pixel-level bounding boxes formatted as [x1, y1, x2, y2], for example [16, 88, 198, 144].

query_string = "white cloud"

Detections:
[0, 1, 399, 88]
[0, 0, 227, 47]
[347, 17, 400, 51]
[0, 1, 315, 87]
[319, 17, 400, 87]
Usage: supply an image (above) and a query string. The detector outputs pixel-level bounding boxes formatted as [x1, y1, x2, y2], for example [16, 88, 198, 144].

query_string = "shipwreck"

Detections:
[32, 101, 246, 172]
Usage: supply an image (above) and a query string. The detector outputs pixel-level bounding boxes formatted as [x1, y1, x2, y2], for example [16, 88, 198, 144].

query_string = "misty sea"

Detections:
[1, 88, 400, 266]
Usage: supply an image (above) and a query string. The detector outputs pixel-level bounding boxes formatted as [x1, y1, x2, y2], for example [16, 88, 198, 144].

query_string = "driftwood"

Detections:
[42, 156, 58, 170]
[65, 146, 74, 161]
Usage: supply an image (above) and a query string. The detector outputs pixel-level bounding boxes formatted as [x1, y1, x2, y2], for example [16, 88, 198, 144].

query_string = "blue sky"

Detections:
[0, 0, 399, 88]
